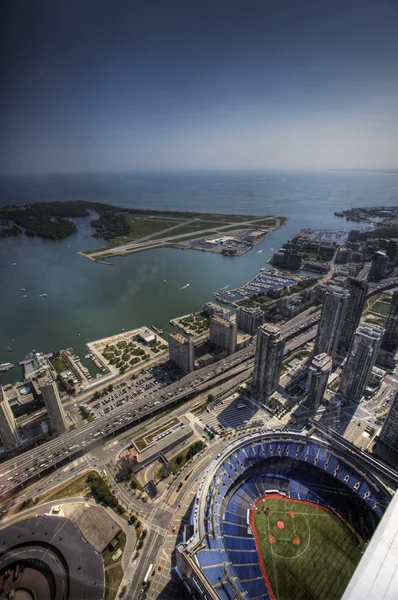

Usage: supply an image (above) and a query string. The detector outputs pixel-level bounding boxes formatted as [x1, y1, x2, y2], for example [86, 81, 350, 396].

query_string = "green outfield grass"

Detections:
[253, 496, 365, 600]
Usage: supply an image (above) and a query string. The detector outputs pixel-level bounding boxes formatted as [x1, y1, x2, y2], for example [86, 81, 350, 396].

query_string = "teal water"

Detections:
[1, 169, 397, 384]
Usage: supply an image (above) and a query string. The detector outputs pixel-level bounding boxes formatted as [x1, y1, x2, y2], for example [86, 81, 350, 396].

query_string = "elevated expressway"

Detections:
[1, 277, 396, 500]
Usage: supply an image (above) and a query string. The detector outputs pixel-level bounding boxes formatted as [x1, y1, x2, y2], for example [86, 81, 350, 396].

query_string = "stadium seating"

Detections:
[193, 435, 391, 600]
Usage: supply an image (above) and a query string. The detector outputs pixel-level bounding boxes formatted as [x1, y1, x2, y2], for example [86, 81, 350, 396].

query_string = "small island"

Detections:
[0, 200, 287, 258]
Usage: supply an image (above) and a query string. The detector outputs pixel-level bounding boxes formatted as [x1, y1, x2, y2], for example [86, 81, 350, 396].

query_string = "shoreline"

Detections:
[79, 216, 289, 263]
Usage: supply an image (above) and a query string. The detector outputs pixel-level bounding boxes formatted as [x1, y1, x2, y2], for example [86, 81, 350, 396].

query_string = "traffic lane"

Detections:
[0, 353, 255, 488]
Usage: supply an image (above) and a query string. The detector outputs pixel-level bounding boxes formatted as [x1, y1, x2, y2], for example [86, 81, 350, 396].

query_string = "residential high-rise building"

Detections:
[313, 286, 350, 358]
[235, 305, 264, 335]
[0, 388, 20, 449]
[40, 375, 68, 434]
[339, 323, 384, 402]
[381, 291, 398, 353]
[209, 315, 237, 355]
[387, 239, 398, 265]
[253, 324, 285, 399]
[168, 333, 194, 372]
[369, 251, 388, 280]
[304, 353, 332, 410]
[338, 278, 368, 354]
[378, 390, 398, 454]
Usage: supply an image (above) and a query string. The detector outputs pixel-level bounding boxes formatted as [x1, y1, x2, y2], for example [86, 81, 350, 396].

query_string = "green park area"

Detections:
[177, 312, 209, 334]
[155, 440, 204, 482]
[50, 351, 72, 374]
[253, 496, 365, 600]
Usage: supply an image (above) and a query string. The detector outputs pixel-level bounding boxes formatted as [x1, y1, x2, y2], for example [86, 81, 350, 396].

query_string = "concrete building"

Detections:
[381, 291, 398, 353]
[40, 375, 68, 434]
[202, 302, 230, 320]
[378, 390, 398, 455]
[369, 250, 388, 280]
[387, 238, 398, 265]
[339, 323, 384, 402]
[304, 353, 332, 410]
[209, 315, 237, 355]
[314, 285, 350, 358]
[338, 277, 368, 354]
[168, 332, 194, 372]
[0, 388, 20, 449]
[321, 395, 341, 430]
[235, 305, 264, 335]
[253, 324, 285, 400]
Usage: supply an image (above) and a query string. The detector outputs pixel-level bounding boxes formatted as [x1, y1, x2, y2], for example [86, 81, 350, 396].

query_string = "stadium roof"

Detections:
[342, 491, 398, 600]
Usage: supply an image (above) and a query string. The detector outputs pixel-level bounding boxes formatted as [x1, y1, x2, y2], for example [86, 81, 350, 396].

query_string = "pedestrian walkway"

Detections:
[197, 393, 268, 433]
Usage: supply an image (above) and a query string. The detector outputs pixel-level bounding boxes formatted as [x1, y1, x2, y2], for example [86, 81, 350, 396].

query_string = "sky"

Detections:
[0, 0, 398, 174]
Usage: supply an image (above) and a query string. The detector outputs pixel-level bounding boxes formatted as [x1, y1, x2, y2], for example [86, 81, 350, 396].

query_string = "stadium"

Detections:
[176, 427, 396, 600]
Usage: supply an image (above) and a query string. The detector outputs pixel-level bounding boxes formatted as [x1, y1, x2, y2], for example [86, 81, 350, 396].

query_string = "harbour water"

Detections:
[1, 169, 397, 384]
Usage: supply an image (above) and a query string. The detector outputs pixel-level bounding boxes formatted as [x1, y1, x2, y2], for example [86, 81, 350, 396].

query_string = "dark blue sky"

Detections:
[1, 0, 397, 173]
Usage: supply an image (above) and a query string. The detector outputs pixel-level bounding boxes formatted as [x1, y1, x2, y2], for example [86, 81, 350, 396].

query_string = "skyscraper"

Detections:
[387, 239, 398, 266]
[253, 324, 285, 400]
[339, 323, 384, 402]
[369, 251, 388, 280]
[338, 278, 368, 354]
[378, 390, 398, 455]
[0, 388, 20, 449]
[304, 353, 332, 410]
[314, 286, 350, 358]
[235, 305, 264, 335]
[40, 375, 68, 434]
[381, 291, 398, 353]
[168, 333, 194, 372]
[209, 315, 237, 355]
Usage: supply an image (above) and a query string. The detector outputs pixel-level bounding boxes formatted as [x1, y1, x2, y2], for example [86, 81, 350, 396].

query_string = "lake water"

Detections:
[1, 169, 397, 384]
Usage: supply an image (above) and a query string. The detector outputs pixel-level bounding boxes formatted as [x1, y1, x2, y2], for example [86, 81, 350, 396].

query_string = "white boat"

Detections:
[0, 362, 14, 371]
[20, 288, 26, 291]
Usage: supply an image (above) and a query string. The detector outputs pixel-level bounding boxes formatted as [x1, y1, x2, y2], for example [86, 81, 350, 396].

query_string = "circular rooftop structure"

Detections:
[177, 430, 393, 600]
[0, 516, 104, 600]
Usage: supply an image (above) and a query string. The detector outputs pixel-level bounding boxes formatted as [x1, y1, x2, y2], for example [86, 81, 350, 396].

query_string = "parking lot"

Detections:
[82, 364, 183, 420]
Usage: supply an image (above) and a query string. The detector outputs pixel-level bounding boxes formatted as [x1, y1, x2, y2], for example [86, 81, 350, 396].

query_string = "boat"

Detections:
[20, 288, 26, 291]
[0, 362, 14, 371]
[39, 293, 48, 297]
[7, 346, 12, 352]
[151, 325, 164, 335]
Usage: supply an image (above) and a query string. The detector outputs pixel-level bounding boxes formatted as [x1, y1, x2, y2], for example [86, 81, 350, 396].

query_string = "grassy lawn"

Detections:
[122, 215, 182, 240]
[151, 219, 231, 240]
[50, 354, 70, 373]
[156, 440, 204, 481]
[371, 300, 391, 315]
[44, 471, 95, 501]
[103, 531, 127, 568]
[104, 563, 124, 600]
[364, 314, 385, 326]
[253, 496, 365, 600]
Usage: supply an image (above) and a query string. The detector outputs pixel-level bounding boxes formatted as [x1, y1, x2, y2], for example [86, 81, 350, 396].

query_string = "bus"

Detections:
[143, 563, 153, 585]
[237, 404, 246, 409]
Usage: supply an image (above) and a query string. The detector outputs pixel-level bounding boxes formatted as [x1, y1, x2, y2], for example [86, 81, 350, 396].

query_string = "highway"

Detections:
[0, 347, 255, 498]
[1, 275, 396, 501]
